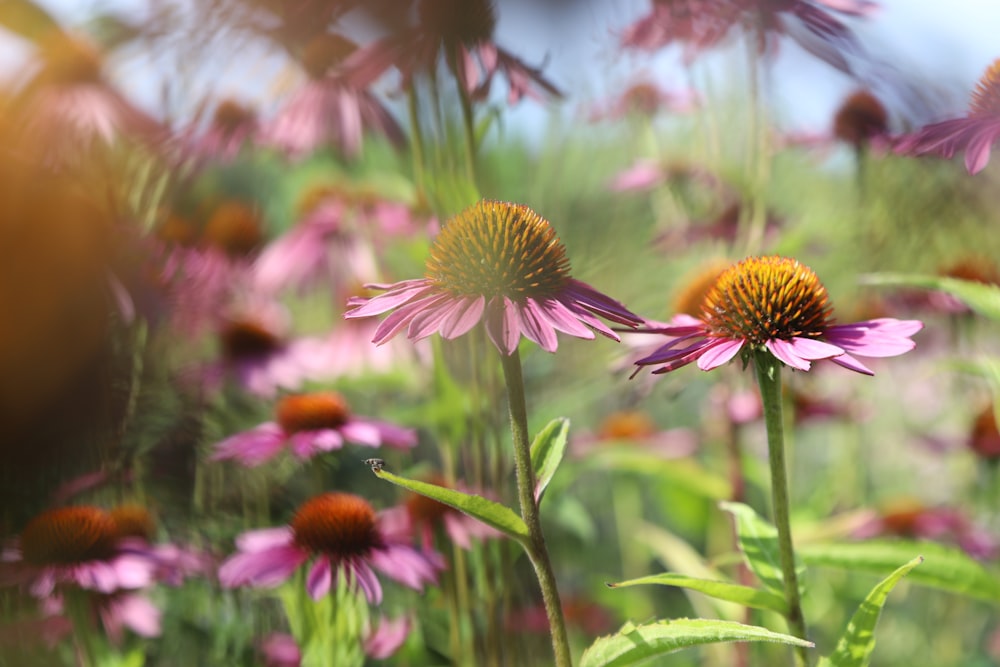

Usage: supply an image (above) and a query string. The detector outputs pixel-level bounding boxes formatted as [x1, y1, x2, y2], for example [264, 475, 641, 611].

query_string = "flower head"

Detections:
[345, 200, 643, 355]
[895, 58, 1000, 174]
[969, 405, 1000, 460]
[212, 391, 416, 466]
[630, 256, 922, 376]
[2, 507, 156, 597]
[218, 493, 442, 602]
[833, 89, 888, 150]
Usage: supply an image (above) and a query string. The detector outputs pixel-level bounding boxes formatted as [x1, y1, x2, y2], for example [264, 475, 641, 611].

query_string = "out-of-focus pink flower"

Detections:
[570, 410, 698, 461]
[0, 507, 157, 597]
[896, 58, 1000, 174]
[588, 80, 699, 121]
[628, 256, 922, 377]
[185, 98, 260, 162]
[833, 89, 890, 151]
[620, 0, 741, 62]
[343, 0, 561, 105]
[345, 200, 642, 356]
[969, 405, 1000, 461]
[259, 616, 410, 666]
[6, 35, 163, 165]
[852, 500, 998, 560]
[507, 595, 616, 636]
[211, 391, 416, 466]
[260, 34, 404, 159]
[219, 493, 443, 602]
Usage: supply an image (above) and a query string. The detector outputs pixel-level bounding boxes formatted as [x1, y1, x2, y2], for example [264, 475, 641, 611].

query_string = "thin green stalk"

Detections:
[446, 50, 479, 185]
[406, 87, 427, 195]
[753, 352, 808, 667]
[498, 349, 572, 667]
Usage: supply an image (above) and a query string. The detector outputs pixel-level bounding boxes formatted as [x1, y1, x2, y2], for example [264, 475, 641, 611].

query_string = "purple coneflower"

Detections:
[219, 493, 442, 602]
[896, 58, 1000, 174]
[186, 98, 260, 162]
[260, 34, 404, 159]
[570, 410, 698, 460]
[345, 199, 643, 355]
[260, 617, 410, 666]
[833, 89, 889, 151]
[630, 256, 922, 376]
[1, 507, 156, 597]
[212, 391, 416, 466]
[588, 80, 699, 122]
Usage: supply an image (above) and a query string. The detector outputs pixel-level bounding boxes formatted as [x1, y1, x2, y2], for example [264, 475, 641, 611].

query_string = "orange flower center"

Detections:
[218, 318, 284, 360]
[426, 199, 571, 300]
[109, 505, 156, 541]
[212, 99, 255, 134]
[20, 507, 118, 565]
[300, 34, 357, 79]
[201, 201, 263, 257]
[969, 58, 1000, 116]
[701, 256, 833, 346]
[970, 406, 1000, 459]
[276, 392, 350, 434]
[597, 411, 656, 440]
[879, 500, 925, 536]
[417, 0, 496, 47]
[833, 90, 887, 147]
[156, 213, 198, 247]
[291, 493, 381, 557]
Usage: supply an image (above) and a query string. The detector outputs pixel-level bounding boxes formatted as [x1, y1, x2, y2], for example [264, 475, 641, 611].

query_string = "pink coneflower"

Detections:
[0, 507, 156, 597]
[629, 256, 922, 376]
[345, 199, 643, 356]
[896, 58, 1000, 174]
[833, 89, 889, 151]
[969, 406, 1000, 461]
[38, 591, 162, 643]
[571, 410, 698, 460]
[7, 35, 163, 165]
[344, 0, 560, 105]
[219, 493, 443, 602]
[853, 500, 997, 560]
[187, 97, 260, 162]
[620, 0, 742, 62]
[212, 391, 416, 466]
[260, 617, 410, 666]
[260, 34, 404, 159]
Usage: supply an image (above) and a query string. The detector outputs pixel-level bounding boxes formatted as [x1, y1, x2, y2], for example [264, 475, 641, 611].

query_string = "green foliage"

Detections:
[720, 502, 803, 596]
[579, 618, 814, 667]
[530, 417, 570, 505]
[862, 273, 1000, 321]
[607, 573, 788, 614]
[818, 556, 923, 667]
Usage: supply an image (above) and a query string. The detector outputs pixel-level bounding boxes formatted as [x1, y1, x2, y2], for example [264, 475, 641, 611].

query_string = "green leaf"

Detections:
[579, 618, 813, 667]
[586, 449, 731, 500]
[720, 502, 800, 596]
[374, 469, 529, 542]
[607, 573, 788, 615]
[0, 0, 63, 43]
[818, 556, 922, 667]
[798, 540, 1000, 604]
[861, 272, 1000, 321]
[530, 417, 569, 505]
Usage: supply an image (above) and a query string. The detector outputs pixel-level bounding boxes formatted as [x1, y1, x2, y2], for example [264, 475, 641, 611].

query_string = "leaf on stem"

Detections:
[530, 417, 569, 505]
[579, 618, 813, 667]
[818, 556, 923, 667]
[606, 573, 788, 614]
[373, 469, 529, 542]
[720, 501, 804, 596]
[798, 540, 1000, 604]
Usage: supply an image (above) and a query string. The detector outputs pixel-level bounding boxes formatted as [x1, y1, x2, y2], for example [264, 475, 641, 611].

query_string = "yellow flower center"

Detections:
[291, 493, 381, 557]
[21, 507, 118, 565]
[276, 392, 350, 434]
[970, 58, 1000, 116]
[426, 200, 571, 300]
[701, 256, 833, 345]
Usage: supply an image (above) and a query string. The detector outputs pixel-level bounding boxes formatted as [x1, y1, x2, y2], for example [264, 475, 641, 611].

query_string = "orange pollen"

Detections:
[290, 493, 381, 557]
[700, 256, 833, 346]
[425, 199, 571, 300]
[201, 201, 263, 257]
[970, 59, 1000, 116]
[405, 475, 452, 525]
[300, 34, 357, 79]
[672, 260, 730, 316]
[218, 318, 284, 360]
[833, 90, 888, 147]
[597, 411, 657, 440]
[276, 392, 351, 434]
[212, 99, 255, 134]
[20, 507, 119, 565]
[109, 505, 156, 540]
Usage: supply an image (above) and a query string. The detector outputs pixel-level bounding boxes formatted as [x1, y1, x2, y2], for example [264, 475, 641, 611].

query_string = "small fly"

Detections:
[364, 458, 385, 473]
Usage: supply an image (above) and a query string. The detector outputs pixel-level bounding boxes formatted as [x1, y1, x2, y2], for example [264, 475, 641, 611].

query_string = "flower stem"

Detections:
[406, 86, 427, 196]
[498, 348, 572, 667]
[753, 351, 809, 667]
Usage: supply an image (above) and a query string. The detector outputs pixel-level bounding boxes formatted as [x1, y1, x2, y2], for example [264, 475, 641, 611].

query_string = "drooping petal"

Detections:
[218, 545, 307, 588]
[438, 296, 486, 339]
[785, 337, 845, 360]
[212, 423, 286, 466]
[306, 556, 332, 600]
[364, 615, 412, 659]
[519, 300, 559, 352]
[344, 280, 436, 318]
[828, 352, 875, 375]
[696, 338, 744, 370]
[765, 338, 812, 371]
[236, 527, 294, 552]
[349, 559, 383, 604]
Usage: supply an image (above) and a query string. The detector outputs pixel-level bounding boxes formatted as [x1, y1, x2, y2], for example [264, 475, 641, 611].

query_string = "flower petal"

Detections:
[696, 338, 744, 370]
[306, 556, 332, 600]
[765, 339, 812, 371]
[218, 544, 307, 588]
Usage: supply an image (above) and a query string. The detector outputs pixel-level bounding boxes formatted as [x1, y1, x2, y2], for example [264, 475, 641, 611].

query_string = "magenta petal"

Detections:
[338, 420, 382, 447]
[785, 337, 844, 360]
[696, 338, 744, 370]
[364, 615, 411, 659]
[236, 527, 294, 552]
[520, 301, 559, 352]
[351, 560, 383, 604]
[344, 280, 434, 318]
[828, 352, 874, 375]
[765, 339, 812, 371]
[370, 545, 439, 591]
[212, 423, 286, 465]
[439, 296, 485, 339]
[965, 130, 994, 174]
[117, 593, 162, 638]
[306, 556, 332, 600]
[534, 298, 596, 338]
[218, 545, 307, 588]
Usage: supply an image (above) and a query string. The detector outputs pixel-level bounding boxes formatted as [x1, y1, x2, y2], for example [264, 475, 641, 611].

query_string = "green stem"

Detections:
[498, 349, 572, 667]
[447, 49, 479, 185]
[406, 86, 427, 196]
[753, 352, 809, 667]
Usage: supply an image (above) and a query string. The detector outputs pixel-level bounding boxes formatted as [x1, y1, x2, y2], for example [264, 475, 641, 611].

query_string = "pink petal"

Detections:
[785, 337, 844, 360]
[236, 527, 294, 552]
[519, 301, 559, 352]
[212, 423, 285, 466]
[438, 296, 486, 339]
[765, 339, 812, 371]
[350, 560, 383, 604]
[364, 616, 412, 659]
[696, 338, 744, 370]
[306, 556, 332, 600]
[218, 545, 307, 588]
[827, 352, 874, 375]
